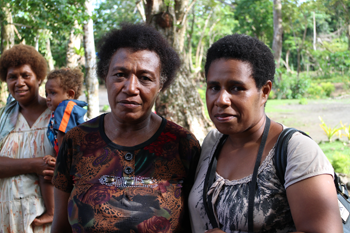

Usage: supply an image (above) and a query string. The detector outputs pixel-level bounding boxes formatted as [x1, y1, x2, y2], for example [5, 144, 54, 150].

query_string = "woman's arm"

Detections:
[51, 188, 72, 233]
[287, 174, 342, 233]
[0, 156, 55, 178]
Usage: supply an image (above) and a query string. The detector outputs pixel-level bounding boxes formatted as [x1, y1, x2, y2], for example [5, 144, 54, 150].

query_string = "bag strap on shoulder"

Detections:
[274, 128, 310, 185]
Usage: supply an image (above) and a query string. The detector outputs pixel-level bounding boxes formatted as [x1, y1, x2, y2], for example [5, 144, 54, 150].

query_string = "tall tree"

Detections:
[84, 0, 99, 118]
[139, 0, 212, 142]
[67, 21, 84, 68]
[272, 0, 283, 69]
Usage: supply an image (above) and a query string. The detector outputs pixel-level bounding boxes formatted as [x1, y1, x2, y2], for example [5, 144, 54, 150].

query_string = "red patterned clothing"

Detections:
[52, 114, 200, 232]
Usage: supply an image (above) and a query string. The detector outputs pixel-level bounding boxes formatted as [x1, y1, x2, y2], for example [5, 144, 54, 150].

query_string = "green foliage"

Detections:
[233, 0, 273, 42]
[319, 116, 343, 142]
[319, 140, 350, 175]
[74, 47, 85, 57]
[93, 0, 142, 42]
[310, 49, 350, 77]
[298, 98, 308, 105]
[320, 82, 335, 97]
[307, 83, 325, 98]
[330, 152, 350, 174]
[340, 121, 350, 140]
[197, 84, 209, 119]
[307, 82, 335, 98]
[273, 72, 310, 99]
[102, 104, 110, 112]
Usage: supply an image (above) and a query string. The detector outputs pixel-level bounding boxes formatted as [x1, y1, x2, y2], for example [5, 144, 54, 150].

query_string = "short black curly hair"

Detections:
[47, 67, 84, 99]
[204, 34, 275, 89]
[0, 44, 47, 83]
[97, 23, 181, 91]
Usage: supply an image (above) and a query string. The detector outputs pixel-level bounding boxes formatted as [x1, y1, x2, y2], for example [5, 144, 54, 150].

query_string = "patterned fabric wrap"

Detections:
[0, 108, 55, 233]
[0, 95, 19, 149]
[47, 99, 87, 156]
[52, 114, 200, 232]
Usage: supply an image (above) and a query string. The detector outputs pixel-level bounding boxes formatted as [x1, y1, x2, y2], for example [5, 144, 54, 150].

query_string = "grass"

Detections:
[318, 140, 350, 159]
[319, 140, 350, 175]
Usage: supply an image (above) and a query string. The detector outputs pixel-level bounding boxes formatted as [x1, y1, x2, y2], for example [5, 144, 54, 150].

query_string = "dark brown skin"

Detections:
[205, 59, 342, 233]
[51, 48, 164, 232]
[0, 64, 56, 226]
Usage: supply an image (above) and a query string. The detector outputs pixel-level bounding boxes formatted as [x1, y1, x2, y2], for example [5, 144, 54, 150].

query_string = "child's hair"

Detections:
[47, 67, 84, 99]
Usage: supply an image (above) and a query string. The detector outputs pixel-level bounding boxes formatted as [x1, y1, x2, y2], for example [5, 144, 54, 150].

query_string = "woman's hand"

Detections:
[205, 229, 226, 233]
[42, 155, 56, 181]
[0, 156, 55, 179]
[31, 156, 55, 177]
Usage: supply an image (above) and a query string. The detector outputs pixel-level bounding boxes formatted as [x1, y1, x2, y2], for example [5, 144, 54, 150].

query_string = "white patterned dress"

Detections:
[0, 108, 54, 233]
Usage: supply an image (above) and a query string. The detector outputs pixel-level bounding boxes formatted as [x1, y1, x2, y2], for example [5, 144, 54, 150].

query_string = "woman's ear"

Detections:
[67, 89, 76, 99]
[261, 80, 272, 104]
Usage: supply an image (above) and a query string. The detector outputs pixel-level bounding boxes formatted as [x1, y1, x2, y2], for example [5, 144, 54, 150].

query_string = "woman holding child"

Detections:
[0, 45, 55, 232]
[51, 23, 200, 232]
[189, 34, 342, 233]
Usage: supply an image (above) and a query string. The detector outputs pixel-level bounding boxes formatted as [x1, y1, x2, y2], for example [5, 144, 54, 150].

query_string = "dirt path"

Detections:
[266, 96, 350, 143]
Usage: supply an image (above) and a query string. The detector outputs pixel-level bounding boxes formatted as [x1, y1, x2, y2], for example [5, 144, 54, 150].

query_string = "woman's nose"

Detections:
[15, 76, 25, 86]
[216, 90, 231, 107]
[123, 75, 139, 94]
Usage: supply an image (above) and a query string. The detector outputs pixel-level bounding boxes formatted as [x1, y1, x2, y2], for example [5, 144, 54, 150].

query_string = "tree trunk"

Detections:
[67, 21, 84, 68]
[272, 0, 283, 69]
[83, 0, 99, 119]
[313, 12, 316, 51]
[1, 4, 15, 51]
[44, 30, 55, 71]
[142, 0, 211, 143]
[347, 24, 350, 51]
[0, 3, 14, 106]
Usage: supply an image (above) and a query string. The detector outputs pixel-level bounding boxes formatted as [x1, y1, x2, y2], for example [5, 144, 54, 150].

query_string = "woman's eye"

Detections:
[231, 86, 242, 92]
[209, 86, 220, 92]
[140, 76, 151, 81]
[115, 73, 124, 77]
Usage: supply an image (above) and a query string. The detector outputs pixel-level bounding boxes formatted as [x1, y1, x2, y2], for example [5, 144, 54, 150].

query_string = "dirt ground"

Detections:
[266, 86, 350, 143]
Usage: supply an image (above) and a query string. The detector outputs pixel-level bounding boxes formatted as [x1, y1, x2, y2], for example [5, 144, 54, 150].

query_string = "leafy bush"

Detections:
[307, 83, 325, 99]
[307, 82, 335, 98]
[273, 77, 292, 99]
[290, 77, 311, 99]
[273, 73, 310, 99]
[320, 82, 335, 97]
[330, 152, 350, 174]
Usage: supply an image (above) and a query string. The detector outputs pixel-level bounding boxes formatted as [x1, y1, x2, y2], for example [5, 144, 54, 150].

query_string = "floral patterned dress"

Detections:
[0, 108, 54, 233]
[52, 114, 201, 232]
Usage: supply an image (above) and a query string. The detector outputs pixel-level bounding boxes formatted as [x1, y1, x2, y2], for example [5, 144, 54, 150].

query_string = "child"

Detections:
[32, 67, 87, 226]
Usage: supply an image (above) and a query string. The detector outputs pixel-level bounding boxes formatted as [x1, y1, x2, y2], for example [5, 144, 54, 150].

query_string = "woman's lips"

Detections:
[118, 100, 141, 109]
[214, 113, 235, 121]
[16, 90, 28, 96]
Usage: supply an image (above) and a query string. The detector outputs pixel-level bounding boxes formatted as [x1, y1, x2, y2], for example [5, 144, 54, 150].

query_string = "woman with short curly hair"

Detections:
[189, 34, 342, 233]
[51, 23, 200, 232]
[0, 44, 55, 232]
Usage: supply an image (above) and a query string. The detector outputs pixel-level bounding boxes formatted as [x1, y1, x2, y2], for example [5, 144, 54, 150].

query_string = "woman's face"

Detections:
[6, 64, 41, 106]
[206, 59, 268, 135]
[105, 48, 162, 124]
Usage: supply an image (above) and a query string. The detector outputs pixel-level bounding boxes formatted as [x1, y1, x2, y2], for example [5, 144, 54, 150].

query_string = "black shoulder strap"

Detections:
[274, 128, 310, 185]
[203, 134, 228, 229]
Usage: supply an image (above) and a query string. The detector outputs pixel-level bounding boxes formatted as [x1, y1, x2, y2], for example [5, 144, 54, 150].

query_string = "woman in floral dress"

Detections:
[0, 45, 55, 232]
